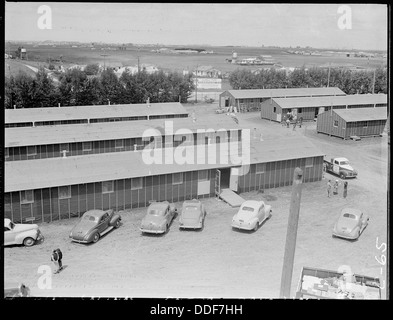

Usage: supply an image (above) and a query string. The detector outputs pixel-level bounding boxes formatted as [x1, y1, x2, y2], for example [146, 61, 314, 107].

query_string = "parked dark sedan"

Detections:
[69, 209, 121, 244]
[140, 201, 177, 234]
[179, 199, 206, 230]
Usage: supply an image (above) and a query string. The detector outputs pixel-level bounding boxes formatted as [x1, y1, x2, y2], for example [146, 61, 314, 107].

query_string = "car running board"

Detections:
[100, 226, 114, 236]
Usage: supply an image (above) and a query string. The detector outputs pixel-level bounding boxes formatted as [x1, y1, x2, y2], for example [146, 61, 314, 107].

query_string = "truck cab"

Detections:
[324, 157, 357, 179]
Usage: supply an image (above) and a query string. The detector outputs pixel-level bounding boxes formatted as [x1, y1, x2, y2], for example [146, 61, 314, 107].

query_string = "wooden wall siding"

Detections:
[219, 91, 235, 109]
[237, 156, 323, 193]
[261, 101, 388, 124]
[317, 112, 387, 139]
[6, 114, 189, 128]
[4, 170, 216, 223]
[5, 130, 242, 162]
[282, 108, 317, 121]
[4, 157, 322, 223]
[316, 112, 346, 138]
[345, 120, 387, 138]
[260, 100, 282, 121]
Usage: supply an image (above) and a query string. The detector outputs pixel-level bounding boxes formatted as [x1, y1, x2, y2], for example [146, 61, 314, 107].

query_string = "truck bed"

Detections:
[296, 266, 381, 299]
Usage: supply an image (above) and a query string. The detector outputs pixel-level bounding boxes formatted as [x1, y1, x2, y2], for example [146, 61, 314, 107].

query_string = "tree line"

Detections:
[4, 65, 195, 109]
[229, 67, 387, 94]
[5, 64, 387, 109]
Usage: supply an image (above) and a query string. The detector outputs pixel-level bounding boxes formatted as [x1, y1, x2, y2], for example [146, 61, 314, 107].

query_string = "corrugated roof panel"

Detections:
[227, 87, 346, 99]
[5, 102, 188, 124]
[272, 94, 387, 109]
[5, 116, 241, 147]
[4, 136, 324, 192]
[334, 107, 388, 122]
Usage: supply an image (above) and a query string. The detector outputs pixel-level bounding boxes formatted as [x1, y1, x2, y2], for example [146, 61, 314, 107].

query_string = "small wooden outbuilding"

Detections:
[316, 107, 388, 139]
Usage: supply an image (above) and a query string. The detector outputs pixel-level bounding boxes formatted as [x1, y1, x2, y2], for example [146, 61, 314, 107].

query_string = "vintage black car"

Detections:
[69, 209, 121, 244]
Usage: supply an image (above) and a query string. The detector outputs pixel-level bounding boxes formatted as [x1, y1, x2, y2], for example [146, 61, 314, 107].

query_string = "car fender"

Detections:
[350, 226, 360, 236]
[109, 214, 121, 226]
[14, 230, 39, 244]
[265, 205, 272, 215]
[249, 217, 259, 227]
[84, 229, 99, 242]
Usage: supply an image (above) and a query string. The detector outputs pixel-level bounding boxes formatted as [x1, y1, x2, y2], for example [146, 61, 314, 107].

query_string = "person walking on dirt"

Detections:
[327, 180, 332, 197]
[51, 249, 63, 274]
[333, 180, 339, 195]
[299, 117, 303, 128]
[343, 181, 348, 198]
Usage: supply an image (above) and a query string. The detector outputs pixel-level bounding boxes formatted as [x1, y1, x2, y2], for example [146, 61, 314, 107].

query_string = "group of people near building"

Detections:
[283, 112, 303, 130]
[327, 179, 348, 198]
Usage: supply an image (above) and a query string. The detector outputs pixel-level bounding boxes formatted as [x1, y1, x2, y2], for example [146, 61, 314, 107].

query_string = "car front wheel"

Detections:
[340, 173, 346, 179]
[115, 220, 121, 228]
[23, 237, 35, 247]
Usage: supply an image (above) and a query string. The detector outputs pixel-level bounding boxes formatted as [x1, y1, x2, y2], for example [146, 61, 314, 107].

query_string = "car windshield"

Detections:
[83, 215, 98, 222]
[340, 161, 349, 165]
[343, 213, 357, 219]
[241, 206, 254, 212]
[148, 209, 164, 216]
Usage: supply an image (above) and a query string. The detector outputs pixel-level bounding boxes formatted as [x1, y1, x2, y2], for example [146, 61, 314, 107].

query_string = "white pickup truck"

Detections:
[323, 157, 358, 179]
[4, 218, 44, 247]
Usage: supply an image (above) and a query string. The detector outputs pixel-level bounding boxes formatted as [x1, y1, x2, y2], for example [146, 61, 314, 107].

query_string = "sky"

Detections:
[4, 3, 388, 51]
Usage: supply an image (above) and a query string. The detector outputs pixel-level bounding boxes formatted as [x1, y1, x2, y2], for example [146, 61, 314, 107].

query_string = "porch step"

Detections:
[350, 135, 361, 141]
[219, 189, 245, 208]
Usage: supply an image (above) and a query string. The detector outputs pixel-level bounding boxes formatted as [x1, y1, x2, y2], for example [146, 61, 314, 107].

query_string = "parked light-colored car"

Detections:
[4, 218, 44, 247]
[140, 201, 177, 234]
[179, 199, 206, 230]
[69, 209, 121, 244]
[231, 200, 272, 231]
[332, 208, 369, 240]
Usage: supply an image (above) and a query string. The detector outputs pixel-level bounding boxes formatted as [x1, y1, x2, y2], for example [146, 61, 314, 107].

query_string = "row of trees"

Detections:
[5, 67, 195, 109]
[5, 65, 387, 109]
[229, 67, 387, 94]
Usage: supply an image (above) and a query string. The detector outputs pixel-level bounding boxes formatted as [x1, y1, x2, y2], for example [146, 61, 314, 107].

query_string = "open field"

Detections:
[5, 44, 386, 75]
[4, 106, 388, 299]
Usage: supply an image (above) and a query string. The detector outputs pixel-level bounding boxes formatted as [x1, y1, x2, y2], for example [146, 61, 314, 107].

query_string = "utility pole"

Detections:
[195, 65, 198, 103]
[280, 167, 303, 298]
[372, 69, 376, 94]
[101, 53, 109, 70]
[327, 63, 331, 87]
[137, 46, 141, 74]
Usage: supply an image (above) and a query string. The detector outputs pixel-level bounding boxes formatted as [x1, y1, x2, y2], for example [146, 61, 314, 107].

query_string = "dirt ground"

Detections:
[4, 105, 388, 299]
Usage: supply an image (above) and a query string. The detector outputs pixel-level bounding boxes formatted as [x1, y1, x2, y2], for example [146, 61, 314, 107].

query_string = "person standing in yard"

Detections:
[343, 181, 348, 198]
[51, 248, 63, 274]
[327, 180, 332, 197]
[299, 117, 303, 128]
[333, 180, 339, 195]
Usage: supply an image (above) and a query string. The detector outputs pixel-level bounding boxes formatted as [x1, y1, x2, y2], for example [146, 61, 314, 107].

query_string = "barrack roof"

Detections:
[5, 116, 241, 147]
[272, 94, 387, 109]
[5, 102, 188, 124]
[333, 107, 388, 122]
[226, 87, 346, 99]
[5, 135, 324, 192]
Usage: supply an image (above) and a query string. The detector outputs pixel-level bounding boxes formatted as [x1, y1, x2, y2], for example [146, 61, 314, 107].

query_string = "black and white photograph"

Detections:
[3, 2, 388, 303]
